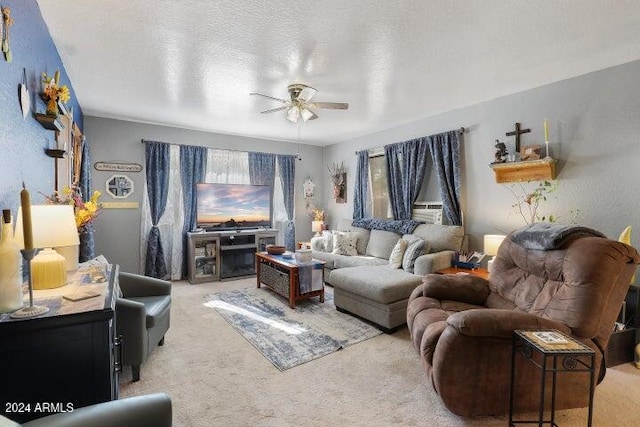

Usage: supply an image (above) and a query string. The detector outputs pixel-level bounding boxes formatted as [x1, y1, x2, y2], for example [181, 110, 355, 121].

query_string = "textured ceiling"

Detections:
[37, 0, 640, 146]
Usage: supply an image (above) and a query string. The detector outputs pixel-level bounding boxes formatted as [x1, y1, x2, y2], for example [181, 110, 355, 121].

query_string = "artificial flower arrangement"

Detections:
[43, 185, 103, 230]
[41, 70, 70, 116]
[311, 208, 325, 222]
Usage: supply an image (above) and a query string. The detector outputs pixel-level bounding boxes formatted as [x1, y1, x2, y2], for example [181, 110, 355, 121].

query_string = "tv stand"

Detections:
[187, 229, 277, 283]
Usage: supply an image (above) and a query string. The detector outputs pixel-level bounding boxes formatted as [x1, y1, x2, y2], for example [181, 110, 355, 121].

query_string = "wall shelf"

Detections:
[34, 113, 64, 131]
[489, 158, 557, 183]
[45, 148, 66, 158]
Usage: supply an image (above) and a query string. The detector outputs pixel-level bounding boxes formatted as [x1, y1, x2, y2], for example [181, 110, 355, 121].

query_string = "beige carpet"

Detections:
[120, 278, 640, 427]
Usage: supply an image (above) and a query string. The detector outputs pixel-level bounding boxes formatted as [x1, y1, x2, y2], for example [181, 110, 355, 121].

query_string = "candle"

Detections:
[20, 183, 34, 250]
[544, 119, 549, 142]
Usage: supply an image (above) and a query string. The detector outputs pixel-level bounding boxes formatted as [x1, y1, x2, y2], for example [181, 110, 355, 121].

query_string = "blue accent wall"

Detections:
[0, 0, 83, 218]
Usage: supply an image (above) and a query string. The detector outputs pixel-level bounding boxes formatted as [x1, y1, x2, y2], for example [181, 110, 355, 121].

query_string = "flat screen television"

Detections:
[196, 183, 272, 230]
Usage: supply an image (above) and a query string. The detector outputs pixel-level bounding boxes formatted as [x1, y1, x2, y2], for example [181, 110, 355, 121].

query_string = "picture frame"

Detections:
[520, 144, 543, 161]
[105, 174, 134, 199]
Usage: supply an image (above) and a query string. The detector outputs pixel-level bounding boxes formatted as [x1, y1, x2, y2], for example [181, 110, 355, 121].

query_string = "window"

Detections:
[368, 154, 391, 219]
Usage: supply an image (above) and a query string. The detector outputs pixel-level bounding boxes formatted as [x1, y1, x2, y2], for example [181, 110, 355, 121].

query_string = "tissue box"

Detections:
[295, 249, 312, 264]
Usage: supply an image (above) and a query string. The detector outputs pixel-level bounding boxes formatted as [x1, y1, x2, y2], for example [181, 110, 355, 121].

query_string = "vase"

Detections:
[79, 225, 96, 263]
[45, 98, 58, 117]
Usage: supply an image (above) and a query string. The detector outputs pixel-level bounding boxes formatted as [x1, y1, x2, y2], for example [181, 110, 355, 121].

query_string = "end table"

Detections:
[510, 330, 596, 426]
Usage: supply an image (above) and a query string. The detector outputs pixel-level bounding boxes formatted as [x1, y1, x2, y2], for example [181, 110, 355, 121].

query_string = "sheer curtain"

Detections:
[205, 149, 250, 184]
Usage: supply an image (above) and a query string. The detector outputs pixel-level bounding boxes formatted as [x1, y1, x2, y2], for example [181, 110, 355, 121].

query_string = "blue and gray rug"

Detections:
[204, 287, 382, 371]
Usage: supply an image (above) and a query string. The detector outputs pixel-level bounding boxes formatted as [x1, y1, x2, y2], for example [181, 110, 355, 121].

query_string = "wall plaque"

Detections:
[94, 161, 142, 172]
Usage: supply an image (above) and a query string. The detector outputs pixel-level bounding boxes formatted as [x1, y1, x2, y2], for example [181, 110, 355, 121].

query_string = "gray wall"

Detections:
[324, 59, 640, 253]
[85, 116, 325, 273]
[87, 59, 640, 275]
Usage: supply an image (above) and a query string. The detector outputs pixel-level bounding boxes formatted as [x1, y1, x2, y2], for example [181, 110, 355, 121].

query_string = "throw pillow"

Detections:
[402, 235, 429, 273]
[387, 238, 407, 269]
[322, 230, 334, 253]
[332, 232, 358, 256]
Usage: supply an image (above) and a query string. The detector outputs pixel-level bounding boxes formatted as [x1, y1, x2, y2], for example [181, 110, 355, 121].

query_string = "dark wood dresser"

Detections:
[0, 264, 120, 423]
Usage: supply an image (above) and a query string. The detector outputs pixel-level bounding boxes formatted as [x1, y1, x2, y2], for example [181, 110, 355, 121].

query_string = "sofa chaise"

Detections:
[311, 218, 465, 331]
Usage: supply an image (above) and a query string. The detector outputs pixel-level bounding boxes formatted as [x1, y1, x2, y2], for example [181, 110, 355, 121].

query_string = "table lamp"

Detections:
[15, 205, 80, 289]
[484, 234, 506, 273]
[312, 220, 324, 237]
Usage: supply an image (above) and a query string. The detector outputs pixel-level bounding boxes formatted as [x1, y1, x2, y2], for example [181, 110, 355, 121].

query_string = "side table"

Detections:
[510, 330, 596, 426]
[435, 266, 489, 280]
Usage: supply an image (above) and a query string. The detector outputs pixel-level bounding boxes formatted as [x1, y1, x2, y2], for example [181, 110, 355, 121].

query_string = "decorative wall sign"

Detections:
[94, 161, 143, 172]
[105, 174, 134, 199]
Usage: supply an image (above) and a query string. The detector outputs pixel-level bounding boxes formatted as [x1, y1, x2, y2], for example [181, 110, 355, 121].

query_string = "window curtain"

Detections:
[384, 138, 429, 220]
[248, 152, 276, 186]
[78, 137, 95, 262]
[353, 150, 370, 219]
[276, 154, 296, 251]
[180, 145, 207, 275]
[144, 141, 170, 278]
[139, 144, 184, 279]
[427, 130, 462, 225]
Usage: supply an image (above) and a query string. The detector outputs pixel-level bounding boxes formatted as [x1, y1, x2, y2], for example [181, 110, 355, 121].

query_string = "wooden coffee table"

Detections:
[256, 252, 324, 308]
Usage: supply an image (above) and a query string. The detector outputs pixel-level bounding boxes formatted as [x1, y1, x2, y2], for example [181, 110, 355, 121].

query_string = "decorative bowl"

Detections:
[266, 245, 286, 255]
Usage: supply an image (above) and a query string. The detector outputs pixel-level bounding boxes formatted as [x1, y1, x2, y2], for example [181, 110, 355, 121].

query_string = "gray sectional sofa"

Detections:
[311, 219, 465, 331]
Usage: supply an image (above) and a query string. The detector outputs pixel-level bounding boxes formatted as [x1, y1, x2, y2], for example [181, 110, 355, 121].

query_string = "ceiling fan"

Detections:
[250, 83, 349, 123]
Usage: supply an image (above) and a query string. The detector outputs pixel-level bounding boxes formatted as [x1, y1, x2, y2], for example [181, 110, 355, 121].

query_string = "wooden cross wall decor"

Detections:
[506, 122, 531, 153]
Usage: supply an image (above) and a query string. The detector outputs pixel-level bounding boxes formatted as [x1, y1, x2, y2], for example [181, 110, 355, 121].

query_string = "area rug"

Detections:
[204, 287, 382, 370]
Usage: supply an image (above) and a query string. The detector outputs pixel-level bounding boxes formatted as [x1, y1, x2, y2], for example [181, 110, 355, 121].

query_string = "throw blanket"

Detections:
[351, 218, 424, 235]
[510, 223, 606, 250]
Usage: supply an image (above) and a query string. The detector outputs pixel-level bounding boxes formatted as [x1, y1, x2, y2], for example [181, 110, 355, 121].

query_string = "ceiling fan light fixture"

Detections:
[286, 106, 300, 122]
[297, 86, 317, 102]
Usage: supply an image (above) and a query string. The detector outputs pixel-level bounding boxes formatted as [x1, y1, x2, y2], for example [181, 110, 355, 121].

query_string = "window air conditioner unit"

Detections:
[412, 201, 443, 224]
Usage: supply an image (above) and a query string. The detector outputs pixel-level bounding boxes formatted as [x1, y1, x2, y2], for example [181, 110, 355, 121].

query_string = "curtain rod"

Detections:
[354, 127, 468, 154]
[139, 139, 296, 158]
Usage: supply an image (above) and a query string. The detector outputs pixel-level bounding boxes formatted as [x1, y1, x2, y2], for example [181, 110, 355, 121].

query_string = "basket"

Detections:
[266, 245, 286, 255]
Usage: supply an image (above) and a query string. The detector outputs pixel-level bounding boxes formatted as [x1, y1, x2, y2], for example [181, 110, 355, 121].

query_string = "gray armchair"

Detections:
[117, 272, 172, 382]
[1, 393, 172, 427]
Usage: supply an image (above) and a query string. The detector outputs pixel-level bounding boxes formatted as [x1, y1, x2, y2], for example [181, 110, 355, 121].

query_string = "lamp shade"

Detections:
[484, 234, 506, 257]
[312, 220, 324, 233]
[15, 205, 80, 271]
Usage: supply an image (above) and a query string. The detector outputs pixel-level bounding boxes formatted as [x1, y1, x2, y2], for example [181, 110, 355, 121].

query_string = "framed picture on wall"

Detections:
[520, 144, 543, 161]
[105, 174, 134, 199]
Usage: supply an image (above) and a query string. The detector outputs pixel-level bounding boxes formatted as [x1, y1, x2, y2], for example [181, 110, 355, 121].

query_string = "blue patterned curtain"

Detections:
[352, 150, 370, 219]
[277, 154, 296, 251]
[144, 141, 171, 278]
[248, 152, 276, 186]
[180, 145, 207, 275]
[427, 130, 462, 225]
[384, 138, 430, 220]
[78, 137, 95, 262]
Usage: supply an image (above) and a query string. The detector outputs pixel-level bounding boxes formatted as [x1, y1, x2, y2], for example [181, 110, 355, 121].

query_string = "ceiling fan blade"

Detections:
[301, 108, 318, 121]
[250, 92, 288, 103]
[309, 102, 349, 110]
[260, 106, 288, 114]
[297, 86, 317, 102]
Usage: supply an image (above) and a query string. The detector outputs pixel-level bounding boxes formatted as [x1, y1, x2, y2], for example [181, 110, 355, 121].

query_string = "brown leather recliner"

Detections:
[407, 225, 639, 417]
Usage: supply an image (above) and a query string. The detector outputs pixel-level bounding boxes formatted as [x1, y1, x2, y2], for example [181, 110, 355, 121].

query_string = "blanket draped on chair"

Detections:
[351, 218, 423, 235]
[510, 223, 606, 250]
